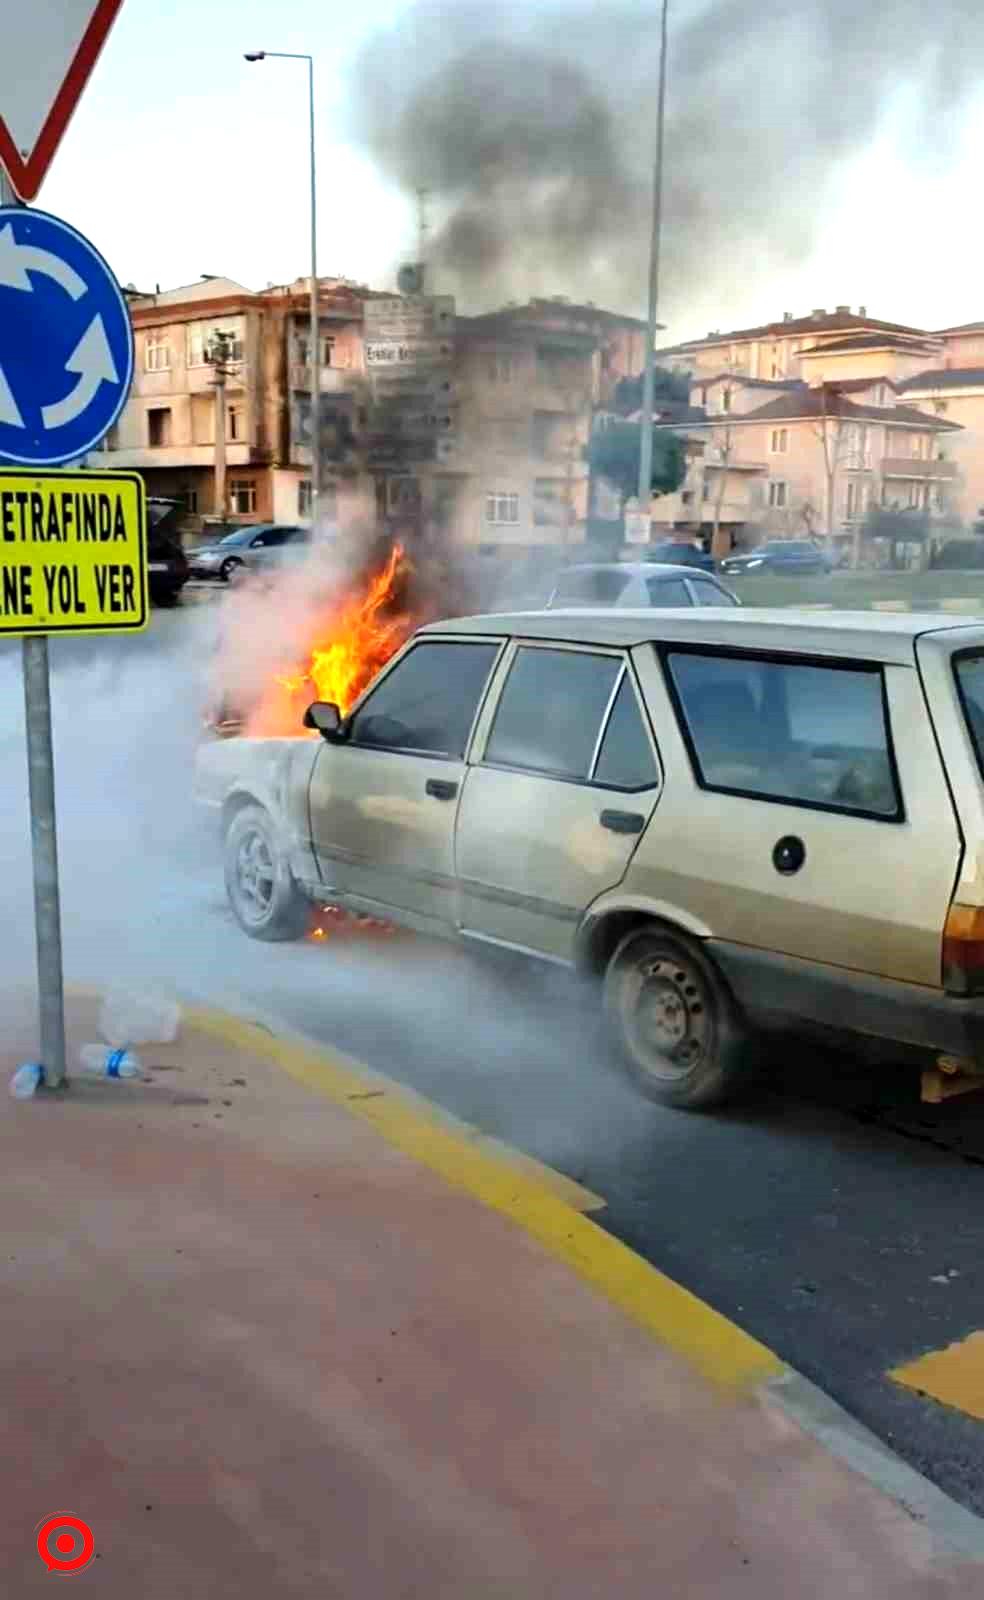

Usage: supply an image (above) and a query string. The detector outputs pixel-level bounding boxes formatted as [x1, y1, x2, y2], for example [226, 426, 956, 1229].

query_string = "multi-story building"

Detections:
[90, 275, 375, 533]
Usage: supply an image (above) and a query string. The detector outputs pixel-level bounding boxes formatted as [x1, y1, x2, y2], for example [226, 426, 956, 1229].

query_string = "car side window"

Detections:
[349, 641, 499, 758]
[665, 649, 901, 819]
[689, 577, 736, 608]
[485, 647, 621, 780]
[646, 576, 693, 607]
[593, 674, 659, 789]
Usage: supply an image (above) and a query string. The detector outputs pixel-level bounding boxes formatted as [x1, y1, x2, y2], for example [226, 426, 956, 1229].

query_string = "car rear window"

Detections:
[645, 576, 693, 607]
[552, 570, 632, 605]
[664, 649, 901, 819]
[954, 654, 984, 773]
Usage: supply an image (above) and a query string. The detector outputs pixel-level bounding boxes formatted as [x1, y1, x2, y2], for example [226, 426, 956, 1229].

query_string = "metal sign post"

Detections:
[0, 163, 139, 1092]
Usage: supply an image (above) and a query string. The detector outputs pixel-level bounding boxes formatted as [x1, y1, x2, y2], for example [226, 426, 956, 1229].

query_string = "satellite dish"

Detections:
[397, 263, 423, 296]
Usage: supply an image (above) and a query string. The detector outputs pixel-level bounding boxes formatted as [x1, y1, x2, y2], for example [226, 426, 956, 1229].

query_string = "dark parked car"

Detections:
[147, 498, 189, 606]
[650, 539, 715, 572]
[188, 523, 308, 582]
[720, 539, 833, 578]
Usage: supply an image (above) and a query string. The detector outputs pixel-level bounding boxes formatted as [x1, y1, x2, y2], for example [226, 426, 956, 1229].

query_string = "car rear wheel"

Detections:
[604, 925, 755, 1109]
[224, 805, 310, 941]
[220, 556, 244, 582]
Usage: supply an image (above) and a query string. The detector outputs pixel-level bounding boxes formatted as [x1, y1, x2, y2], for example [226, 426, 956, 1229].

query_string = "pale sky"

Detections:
[27, 0, 984, 343]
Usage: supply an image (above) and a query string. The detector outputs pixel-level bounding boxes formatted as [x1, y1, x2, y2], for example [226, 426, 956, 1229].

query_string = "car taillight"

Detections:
[943, 903, 984, 995]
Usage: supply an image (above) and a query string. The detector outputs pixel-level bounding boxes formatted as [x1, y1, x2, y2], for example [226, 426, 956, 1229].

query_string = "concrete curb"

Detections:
[176, 987, 984, 1567]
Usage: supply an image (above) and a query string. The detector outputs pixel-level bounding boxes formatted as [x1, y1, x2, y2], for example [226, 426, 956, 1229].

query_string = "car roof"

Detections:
[418, 607, 984, 664]
[553, 562, 716, 578]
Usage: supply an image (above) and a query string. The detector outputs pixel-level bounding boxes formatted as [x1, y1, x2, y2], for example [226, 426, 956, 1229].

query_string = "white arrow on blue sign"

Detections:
[0, 206, 133, 467]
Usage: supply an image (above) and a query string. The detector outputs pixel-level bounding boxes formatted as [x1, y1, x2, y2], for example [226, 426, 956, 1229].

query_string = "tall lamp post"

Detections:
[636, 0, 670, 536]
[244, 50, 320, 528]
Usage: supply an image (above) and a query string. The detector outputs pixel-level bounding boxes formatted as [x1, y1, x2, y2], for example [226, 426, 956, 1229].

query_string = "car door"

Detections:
[307, 635, 501, 932]
[685, 574, 739, 608]
[455, 643, 662, 961]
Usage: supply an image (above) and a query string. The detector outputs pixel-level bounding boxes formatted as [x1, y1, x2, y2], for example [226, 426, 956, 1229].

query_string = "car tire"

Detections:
[220, 557, 243, 582]
[224, 805, 311, 941]
[604, 925, 755, 1109]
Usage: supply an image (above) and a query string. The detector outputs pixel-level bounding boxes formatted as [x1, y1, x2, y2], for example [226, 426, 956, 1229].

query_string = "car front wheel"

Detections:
[604, 925, 755, 1109]
[220, 556, 244, 582]
[224, 805, 310, 941]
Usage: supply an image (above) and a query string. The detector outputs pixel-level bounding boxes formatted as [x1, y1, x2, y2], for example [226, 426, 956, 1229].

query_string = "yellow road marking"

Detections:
[186, 1005, 782, 1392]
[891, 1332, 984, 1421]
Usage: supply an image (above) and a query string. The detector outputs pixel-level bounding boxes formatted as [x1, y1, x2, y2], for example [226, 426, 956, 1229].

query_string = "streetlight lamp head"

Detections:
[244, 51, 266, 62]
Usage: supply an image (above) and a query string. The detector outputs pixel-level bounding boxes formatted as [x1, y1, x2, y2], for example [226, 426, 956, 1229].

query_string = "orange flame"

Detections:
[245, 543, 414, 738]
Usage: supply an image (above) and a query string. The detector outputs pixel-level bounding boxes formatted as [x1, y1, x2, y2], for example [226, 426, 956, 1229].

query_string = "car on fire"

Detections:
[195, 607, 984, 1110]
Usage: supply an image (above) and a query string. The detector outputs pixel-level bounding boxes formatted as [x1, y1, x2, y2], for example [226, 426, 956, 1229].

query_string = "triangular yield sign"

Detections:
[0, 0, 126, 202]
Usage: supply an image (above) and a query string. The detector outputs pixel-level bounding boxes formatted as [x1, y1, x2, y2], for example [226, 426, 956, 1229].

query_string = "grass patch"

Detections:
[728, 570, 984, 612]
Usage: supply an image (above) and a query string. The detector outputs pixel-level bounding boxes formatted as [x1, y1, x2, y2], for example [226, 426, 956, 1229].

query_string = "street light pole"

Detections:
[636, 0, 670, 531]
[244, 50, 320, 530]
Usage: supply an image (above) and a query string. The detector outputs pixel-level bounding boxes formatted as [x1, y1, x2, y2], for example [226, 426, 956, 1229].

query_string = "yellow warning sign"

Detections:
[0, 467, 147, 636]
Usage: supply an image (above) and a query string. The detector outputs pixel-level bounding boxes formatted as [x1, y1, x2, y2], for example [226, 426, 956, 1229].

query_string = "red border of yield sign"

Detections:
[0, 0, 126, 202]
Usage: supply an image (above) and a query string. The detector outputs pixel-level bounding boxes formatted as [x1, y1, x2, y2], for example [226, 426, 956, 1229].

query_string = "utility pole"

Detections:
[416, 187, 429, 286]
[636, 0, 670, 538]
[206, 331, 233, 521]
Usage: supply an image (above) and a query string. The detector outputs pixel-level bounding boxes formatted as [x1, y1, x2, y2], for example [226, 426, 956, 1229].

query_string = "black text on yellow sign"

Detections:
[0, 468, 148, 636]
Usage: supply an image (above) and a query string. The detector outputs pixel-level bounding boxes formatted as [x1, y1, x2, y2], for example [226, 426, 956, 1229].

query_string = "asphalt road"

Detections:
[2, 605, 983, 1516]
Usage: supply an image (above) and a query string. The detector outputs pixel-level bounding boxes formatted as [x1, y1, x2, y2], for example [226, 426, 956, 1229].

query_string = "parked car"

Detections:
[546, 563, 739, 609]
[720, 539, 833, 578]
[146, 498, 189, 606]
[651, 539, 715, 572]
[196, 608, 984, 1112]
[189, 524, 309, 582]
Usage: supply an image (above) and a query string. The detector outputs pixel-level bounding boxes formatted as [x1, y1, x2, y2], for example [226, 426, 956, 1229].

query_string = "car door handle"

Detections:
[599, 809, 645, 835]
[425, 778, 459, 801]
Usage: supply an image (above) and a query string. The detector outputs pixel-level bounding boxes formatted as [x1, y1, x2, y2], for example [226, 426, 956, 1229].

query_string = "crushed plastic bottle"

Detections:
[10, 1062, 44, 1100]
[98, 987, 180, 1048]
[79, 1045, 142, 1079]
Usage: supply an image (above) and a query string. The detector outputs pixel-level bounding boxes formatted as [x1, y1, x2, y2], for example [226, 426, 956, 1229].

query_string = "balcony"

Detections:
[881, 457, 958, 480]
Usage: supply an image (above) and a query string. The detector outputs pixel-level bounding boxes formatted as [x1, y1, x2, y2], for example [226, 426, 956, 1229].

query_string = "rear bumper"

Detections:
[709, 941, 984, 1059]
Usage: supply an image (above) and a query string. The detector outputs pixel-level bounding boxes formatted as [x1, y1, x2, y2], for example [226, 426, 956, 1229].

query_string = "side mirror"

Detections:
[303, 701, 344, 740]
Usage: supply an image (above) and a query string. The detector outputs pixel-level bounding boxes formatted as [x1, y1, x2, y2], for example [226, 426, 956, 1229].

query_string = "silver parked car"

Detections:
[189, 524, 309, 582]
[546, 562, 738, 609]
[196, 607, 984, 1110]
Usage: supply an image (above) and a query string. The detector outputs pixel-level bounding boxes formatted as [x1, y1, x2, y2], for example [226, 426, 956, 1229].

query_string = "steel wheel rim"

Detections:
[234, 828, 276, 923]
[623, 954, 710, 1084]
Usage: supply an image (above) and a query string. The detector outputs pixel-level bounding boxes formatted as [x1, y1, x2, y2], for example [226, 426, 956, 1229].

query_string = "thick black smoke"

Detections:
[347, 0, 984, 322]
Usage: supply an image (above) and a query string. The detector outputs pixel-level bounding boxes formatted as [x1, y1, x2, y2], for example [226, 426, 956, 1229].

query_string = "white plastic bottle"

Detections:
[78, 1045, 142, 1079]
[10, 1062, 44, 1099]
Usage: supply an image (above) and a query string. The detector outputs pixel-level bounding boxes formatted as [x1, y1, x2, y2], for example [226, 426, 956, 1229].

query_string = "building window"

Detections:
[721, 387, 732, 412]
[148, 407, 172, 447]
[179, 489, 198, 514]
[228, 404, 242, 442]
[846, 481, 867, 520]
[299, 479, 313, 518]
[702, 478, 712, 501]
[770, 428, 788, 453]
[907, 482, 928, 510]
[767, 481, 787, 509]
[229, 479, 256, 515]
[486, 492, 519, 525]
[145, 334, 170, 372]
[188, 324, 244, 367]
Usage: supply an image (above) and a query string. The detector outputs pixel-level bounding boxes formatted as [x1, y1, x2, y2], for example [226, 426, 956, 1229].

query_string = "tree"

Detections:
[587, 420, 686, 522]
[613, 367, 691, 416]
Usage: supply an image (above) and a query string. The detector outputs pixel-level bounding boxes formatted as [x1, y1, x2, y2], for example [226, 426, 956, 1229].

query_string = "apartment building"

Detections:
[657, 306, 940, 387]
[390, 297, 648, 552]
[651, 375, 960, 554]
[90, 276, 374, 532]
